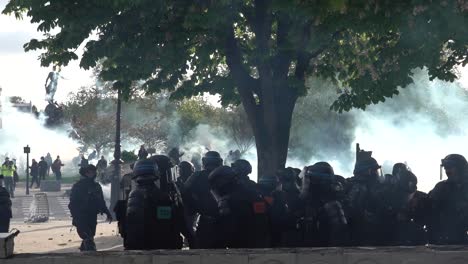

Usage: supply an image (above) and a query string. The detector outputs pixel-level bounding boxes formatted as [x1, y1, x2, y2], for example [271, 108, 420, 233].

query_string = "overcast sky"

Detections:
[0, 0, 93, 109]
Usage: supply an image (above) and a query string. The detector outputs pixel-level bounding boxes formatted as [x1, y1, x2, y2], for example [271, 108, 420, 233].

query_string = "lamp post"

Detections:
[23, 145, 30, 195]
[110, 88, 122, 216]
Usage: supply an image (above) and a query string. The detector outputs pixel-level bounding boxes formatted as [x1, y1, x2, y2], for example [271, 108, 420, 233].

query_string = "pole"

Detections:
[110, 88, 122, 216]
[26, 152, 30, 195]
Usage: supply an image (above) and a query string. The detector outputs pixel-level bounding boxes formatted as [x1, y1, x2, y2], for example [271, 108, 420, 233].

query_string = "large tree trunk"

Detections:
[224, 4, 302, 180]
[253, 89, 297, 180]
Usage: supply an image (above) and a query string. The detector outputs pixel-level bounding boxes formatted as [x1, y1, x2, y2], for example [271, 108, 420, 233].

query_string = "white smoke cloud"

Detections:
[287, 68, 468, 193]
[349, 68, 468, 192]
[0, 99, 80, 175]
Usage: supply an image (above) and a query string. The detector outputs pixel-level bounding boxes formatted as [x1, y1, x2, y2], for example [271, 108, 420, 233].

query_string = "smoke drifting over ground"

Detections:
[0, 100, 79, 174]
[287, 68, 468, 192]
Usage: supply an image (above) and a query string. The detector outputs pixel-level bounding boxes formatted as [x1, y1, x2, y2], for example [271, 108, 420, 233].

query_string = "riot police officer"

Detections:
[209, 166, 271, 248]
[125, 159, 193, 250]
[69, 165, 112, 251]
[380, 163, 427, 245]
[345, 156, 384, 246]
[296, 162, 349, 247]
[427, 154, 468, 245]
[231, 159, 257, 193]
[257, 176, 289, 247]
[184, 151, 223, 248]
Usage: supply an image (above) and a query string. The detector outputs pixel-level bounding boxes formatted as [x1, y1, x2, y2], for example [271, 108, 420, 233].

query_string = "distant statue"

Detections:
[44, 66, 64, 103]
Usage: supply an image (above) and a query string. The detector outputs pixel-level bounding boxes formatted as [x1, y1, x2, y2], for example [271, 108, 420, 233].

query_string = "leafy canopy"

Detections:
[3, 0, 467, 111]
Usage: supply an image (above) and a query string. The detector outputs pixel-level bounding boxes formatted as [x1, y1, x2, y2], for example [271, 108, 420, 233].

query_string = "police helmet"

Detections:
[301, 162, 335, 187]
[353, 157, 380, 175]
[231, 159, 252, 176]
[202, 151, 223, 169]
[179, 161, 194, 172]
[133, 159, 159, 178]
[441, 154, 468, 169]
[179, 161, 195, 177]
[208, 165, 237, 192]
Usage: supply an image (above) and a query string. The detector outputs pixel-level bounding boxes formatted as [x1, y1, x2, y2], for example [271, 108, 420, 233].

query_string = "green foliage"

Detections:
[3, 0, 467, 173]
[121, 150, 138, 163]
[3, 0, 466, 110]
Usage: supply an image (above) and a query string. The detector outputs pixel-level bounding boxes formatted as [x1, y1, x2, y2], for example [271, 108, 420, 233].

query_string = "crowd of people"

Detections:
[29, 154, 64, 189]
[2, 146, 468, 252]
[72, 147, 468, 251]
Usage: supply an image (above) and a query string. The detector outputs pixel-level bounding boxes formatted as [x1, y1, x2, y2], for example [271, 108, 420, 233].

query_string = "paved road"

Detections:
[11, 195, 72, 222]
[10, 182, 111, 223]
[10, 182, 72, 222]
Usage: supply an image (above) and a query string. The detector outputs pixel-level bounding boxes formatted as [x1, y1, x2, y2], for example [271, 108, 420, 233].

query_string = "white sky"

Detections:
[0, 0, 94, 109]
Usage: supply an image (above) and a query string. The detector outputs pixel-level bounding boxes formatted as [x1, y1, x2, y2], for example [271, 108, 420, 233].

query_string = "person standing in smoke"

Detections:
[426, 154, 468, 245]
[138, 145, 149, 160]
[38, 157, 48, 181]
[69, 165, 112, 251]
[0, 175, 12, 232]
[45, 153, 53, 176]
[1, 159, 15, 198]
[11, 159, 18, 191]
[87, 150, 97, 161]
[168, 147, 184, 166]
[29, 159, 40, 188]
[96, 156, 108, 183]
[208, 166, 271, 248]
[52, 156, 65, 182]
[79, 155, 89, 168]
[184, 151, 223, 248]
[124, 159, 193, 250]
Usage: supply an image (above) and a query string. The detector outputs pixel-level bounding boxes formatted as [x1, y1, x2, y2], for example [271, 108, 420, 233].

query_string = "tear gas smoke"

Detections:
[287, 68, 468, 192]
[0, 100, 79, 175]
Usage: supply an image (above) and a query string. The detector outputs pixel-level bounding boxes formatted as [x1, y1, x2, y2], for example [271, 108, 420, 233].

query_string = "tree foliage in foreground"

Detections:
[4, 0, 467, 176]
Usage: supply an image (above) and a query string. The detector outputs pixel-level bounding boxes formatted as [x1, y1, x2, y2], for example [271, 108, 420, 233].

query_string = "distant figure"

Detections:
[96, 156, 108, 182]
[44, 65, 63, 103]
[69, 165, 112, 251]
[29, 159, 40, 188]
[224, 150, 241, 166]
[88, 150, 97, 161]
[176, 161, 194, 192]
[168, 147, 184, 166]
[0, 175, 12, 232]
[191, 153, 202, 172]
[11, 159, 18, 191]
[51, 156, 64, 182]
[1, 159, 15, 198]
[79, 155, 89, 168]
[38, 157, 48, 181]
[45, 153, 53, 176]
[138, 145, 148, 160]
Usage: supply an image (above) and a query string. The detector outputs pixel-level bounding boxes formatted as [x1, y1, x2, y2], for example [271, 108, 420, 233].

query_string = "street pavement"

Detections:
[10, 182, 73, 222]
